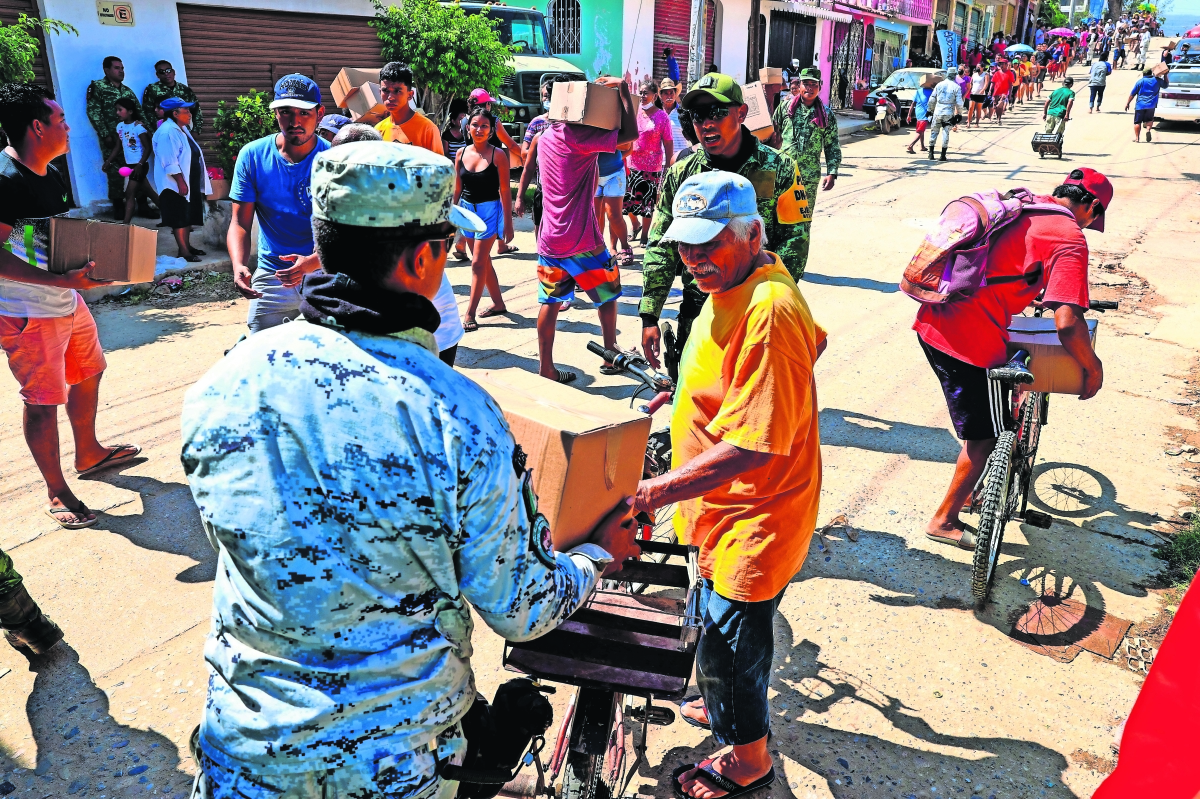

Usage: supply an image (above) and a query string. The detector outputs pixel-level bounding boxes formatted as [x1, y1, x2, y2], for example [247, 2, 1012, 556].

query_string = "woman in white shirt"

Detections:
[152, 97, 211, 262]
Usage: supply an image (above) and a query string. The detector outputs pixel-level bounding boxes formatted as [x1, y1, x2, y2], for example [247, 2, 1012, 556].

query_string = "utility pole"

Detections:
[747, 0, 762, 82]
[688, 0, 708, 82]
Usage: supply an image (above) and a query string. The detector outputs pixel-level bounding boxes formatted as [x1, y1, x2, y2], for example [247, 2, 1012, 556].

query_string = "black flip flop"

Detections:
[678, 695, 710, 730]
[554, 369, 577, 385]
[672, 762, 775, 799]
[76, 444, 141, 477]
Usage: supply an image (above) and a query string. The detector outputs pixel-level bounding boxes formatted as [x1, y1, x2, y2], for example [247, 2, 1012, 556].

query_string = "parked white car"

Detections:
[1157, 63, 1200, 124]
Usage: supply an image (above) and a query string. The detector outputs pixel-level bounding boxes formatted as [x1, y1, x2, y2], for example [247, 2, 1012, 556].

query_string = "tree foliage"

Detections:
[211, 90, 275, 174]
[1038, 1, 1067, 28]
[370, 0, 514, 124]
[0, 14, 77, 84]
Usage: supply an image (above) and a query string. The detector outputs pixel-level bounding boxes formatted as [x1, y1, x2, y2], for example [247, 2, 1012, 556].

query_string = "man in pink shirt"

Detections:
[518, 77, 638, 383]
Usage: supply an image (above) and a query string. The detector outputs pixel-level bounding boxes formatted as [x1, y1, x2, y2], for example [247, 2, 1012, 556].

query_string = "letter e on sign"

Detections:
[97, 0, 135, 26]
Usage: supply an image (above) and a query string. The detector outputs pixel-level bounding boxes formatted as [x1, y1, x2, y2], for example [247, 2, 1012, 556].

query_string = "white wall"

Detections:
[719, 0, 749, 82]
[622, 0, 655, 86]
[36, 0, 375, 210]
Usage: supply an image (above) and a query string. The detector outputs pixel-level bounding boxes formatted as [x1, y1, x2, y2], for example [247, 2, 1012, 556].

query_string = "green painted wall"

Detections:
[555, 0, 624, 78]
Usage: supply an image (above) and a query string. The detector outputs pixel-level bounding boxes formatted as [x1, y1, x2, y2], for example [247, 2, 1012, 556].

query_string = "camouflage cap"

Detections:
[682, 73, 744, 109]
[311, 141, 485, 232]
[798, 67, 822, 82]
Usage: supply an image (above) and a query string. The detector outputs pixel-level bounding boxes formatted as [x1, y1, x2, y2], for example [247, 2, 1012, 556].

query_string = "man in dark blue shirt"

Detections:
[664, 47, 681, 82]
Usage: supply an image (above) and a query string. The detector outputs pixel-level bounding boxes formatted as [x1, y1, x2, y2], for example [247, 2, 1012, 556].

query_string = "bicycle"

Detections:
[967, 300, 1118, 605]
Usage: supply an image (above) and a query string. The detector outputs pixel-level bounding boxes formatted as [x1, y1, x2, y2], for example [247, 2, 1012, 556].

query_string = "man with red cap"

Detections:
[916, 168, 1113, 548]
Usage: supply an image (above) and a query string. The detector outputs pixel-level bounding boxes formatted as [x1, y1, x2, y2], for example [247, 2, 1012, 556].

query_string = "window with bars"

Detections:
[547, 0, 581, 54]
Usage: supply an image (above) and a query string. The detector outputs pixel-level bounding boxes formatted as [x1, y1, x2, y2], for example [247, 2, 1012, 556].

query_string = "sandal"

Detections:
[671, 762, 775, 799]
[45, 501, 98, 530]
[76, 444, 141, 477]
[925, 526, 977, 551]
[678, 695, 710, 730]
[453, 249, 469, 262]
[478, 306, 507, 319]
[189, 248, 207, 256]
[617, 248, 635, 266]
[551, 369, 577, 384]
[462, 320, 480, 333]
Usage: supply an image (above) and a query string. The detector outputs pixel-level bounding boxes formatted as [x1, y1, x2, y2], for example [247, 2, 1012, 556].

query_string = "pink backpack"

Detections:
[900, 188, 1074, 304]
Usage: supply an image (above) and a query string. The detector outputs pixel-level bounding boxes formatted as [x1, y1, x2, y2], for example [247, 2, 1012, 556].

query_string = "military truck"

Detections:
[447, 2, 586, 138]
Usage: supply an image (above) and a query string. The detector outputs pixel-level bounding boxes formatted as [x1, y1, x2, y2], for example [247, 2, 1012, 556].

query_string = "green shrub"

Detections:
[0, 15, 76, 84]
[1156, 516, 1200, 585]
[211, 90, 275, 175]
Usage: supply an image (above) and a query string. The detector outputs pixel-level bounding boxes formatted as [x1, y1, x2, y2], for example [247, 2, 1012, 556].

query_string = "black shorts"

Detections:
[1133, 108, 1156, 124]
[920, 336, 1010, 441]
[970, 94, 986, 104]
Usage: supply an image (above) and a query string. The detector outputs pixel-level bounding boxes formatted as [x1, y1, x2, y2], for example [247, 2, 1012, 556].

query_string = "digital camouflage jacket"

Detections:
[771, 98, 842, 190]
[86, 78, 139, 143]
[639, 131, 811, 321]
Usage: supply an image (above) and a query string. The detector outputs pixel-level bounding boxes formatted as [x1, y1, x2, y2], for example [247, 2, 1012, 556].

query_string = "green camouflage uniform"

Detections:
[772, 98, 841, 216]
[639, 130, 812, 330]
[142, 80, 203, 133]
[86, 78, 140, 208]
[0, 548, 21, 595]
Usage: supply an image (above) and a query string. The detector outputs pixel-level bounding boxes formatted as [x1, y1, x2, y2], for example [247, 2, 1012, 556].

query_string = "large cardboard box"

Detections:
[548, 81, 620, 129]
[742, 81, 775, 141]
[1151, 61, 1170, 78]
[331, 67, 381, 108]
[48, 217, 156, 284]
[473, 368, 652, 552]
[759, 67, 784, 85]
[1007, 316, 1099, 395]
[345, 82, 387, 126]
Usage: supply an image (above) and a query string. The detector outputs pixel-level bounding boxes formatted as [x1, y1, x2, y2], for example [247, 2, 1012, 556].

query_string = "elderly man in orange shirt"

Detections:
[634, 172, 825, 799]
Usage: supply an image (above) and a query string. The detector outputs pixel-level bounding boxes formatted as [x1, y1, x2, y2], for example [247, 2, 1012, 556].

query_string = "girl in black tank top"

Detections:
[454, 107, 513, 332]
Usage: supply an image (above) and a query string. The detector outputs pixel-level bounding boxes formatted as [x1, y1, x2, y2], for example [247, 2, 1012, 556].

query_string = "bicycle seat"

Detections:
[988, 349, 1035, 385]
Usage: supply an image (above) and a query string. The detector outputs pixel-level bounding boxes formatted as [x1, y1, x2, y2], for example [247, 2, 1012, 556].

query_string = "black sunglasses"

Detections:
[690, 103, 734, 122]
[156, 67, 175, 75]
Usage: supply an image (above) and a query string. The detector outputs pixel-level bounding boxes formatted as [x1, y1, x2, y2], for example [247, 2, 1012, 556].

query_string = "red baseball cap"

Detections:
[1062, 167, 1113, 231]
[469, 88, 494, 104]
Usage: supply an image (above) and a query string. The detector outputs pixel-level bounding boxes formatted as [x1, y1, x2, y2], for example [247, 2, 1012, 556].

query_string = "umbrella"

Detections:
[1048, 27, 1077, 37]
[1186, 26, 1200, 37]
[1005, 43, 1035, 54]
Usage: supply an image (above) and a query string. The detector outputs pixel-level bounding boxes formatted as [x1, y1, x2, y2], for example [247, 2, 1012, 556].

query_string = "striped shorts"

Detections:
[536, 247, 622, 305]
[919, 336, 1011, 441]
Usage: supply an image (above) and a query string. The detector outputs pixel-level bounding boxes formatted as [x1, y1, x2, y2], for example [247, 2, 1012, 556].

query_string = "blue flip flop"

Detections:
[678, 695, 710, 730]
[671, 762, 775, 799]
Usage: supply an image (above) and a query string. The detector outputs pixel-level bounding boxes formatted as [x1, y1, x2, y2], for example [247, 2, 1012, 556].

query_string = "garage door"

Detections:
[652, 0, 716, 88]
[0, 0, 50, 88]
[177, 4, 385, 158]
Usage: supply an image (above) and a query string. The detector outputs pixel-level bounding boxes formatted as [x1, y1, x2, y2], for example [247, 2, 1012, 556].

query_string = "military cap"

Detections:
[682, 73, 744, 108]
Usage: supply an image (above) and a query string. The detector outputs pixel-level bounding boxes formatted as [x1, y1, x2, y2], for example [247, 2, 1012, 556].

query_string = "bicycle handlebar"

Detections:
[586, 341, 673, 395]
[1088, 300, 1118, 312]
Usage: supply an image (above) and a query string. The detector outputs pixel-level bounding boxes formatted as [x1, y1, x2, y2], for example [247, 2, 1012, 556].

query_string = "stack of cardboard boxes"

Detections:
[331, 68, 387, 126]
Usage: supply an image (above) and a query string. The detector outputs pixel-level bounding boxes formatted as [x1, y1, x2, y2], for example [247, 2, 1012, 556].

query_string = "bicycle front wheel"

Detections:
[971, 431, 1018, 605]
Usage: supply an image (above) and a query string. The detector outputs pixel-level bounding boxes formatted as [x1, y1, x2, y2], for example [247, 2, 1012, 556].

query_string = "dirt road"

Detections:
[1, 63, 1197, 799]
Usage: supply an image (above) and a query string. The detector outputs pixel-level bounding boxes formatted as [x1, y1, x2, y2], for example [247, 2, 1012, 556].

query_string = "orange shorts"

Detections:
[0, 298, 107, 405]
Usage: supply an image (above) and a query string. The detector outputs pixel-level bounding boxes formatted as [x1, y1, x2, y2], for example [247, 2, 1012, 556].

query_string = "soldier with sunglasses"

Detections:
[639, 73, 811, 372]
[142, 60, 203, 134]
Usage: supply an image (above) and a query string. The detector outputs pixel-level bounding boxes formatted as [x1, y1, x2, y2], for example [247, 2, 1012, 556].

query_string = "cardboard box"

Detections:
[548, 81, 620, 129]
[472, 368, 652, 552]
[49, 217, 156, 284]
[759, 67, 783, 84]
[331, 67, 381, 108]
[742, 81, 775, 141]
[345, 82, 387, 126]
[206, 178, 230, 201]
[1151, 61, 1170, 78]
[1007, 316, 1099, 395]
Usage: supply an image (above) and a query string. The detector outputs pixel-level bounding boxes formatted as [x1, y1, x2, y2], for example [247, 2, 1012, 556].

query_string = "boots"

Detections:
[939, 147, 948, 162]
[0, 583, 64, 656]
[928, 144, 936, 160]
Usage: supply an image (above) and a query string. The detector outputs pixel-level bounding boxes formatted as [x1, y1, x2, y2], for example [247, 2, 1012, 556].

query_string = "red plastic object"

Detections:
[1093, 572, 1200, 799]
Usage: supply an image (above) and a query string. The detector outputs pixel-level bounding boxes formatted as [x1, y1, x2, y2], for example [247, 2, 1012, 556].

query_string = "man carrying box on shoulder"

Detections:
[634, 172, 826, 799]
[0, 83, 141, 530]
[917, 169, 1112, 550]
[181, 141, 640, 797]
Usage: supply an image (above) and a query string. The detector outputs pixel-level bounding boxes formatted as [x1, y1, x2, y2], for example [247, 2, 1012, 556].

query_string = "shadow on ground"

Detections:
[0, 644, 193, 799]
[818, 409, 962, 464]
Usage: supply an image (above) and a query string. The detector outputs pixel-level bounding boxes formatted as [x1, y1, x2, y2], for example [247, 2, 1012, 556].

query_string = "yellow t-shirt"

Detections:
[375, 112, 444, 155]
[671, 253, 825, 602]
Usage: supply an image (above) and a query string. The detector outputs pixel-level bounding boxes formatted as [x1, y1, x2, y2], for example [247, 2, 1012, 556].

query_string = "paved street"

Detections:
[1, 62, 1198, 799]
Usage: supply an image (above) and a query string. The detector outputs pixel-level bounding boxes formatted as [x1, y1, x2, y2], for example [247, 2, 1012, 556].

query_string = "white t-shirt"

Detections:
[431, 272, 463, 352]
[970, 73, 988, 94]
[665, 106, 689, 155]
[116, 121, 148, 166]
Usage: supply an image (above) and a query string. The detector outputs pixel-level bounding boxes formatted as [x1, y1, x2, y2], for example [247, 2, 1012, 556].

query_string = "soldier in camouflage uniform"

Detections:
[141, 60, 203, 134]
[86, 56, 141, 215]
[181, 142, 639, 799]
[771, 67, 841, 276]
[640, 74, 811, 371]
[0, 548, 64, 656]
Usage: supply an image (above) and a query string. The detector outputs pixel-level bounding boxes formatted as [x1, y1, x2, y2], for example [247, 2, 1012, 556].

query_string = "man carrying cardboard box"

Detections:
[228, 74, 329, 333]
[181, 141, 638, 797]
[633, 172, 826, 799]
[1125, 67, 1169, 143]
[0, 83, 141, 530]
[639, 73, 810, 372]
[915, 169, 1113, 550]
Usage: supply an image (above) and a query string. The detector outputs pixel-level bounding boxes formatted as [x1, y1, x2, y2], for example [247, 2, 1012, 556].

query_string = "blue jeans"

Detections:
[247, 268, 303, 334]
[695, 580, 785, 746]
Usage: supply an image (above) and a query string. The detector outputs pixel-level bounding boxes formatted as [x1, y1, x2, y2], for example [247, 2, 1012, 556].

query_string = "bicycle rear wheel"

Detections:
[559, 691, 632, 799]
[971, 431, 1017, 605]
